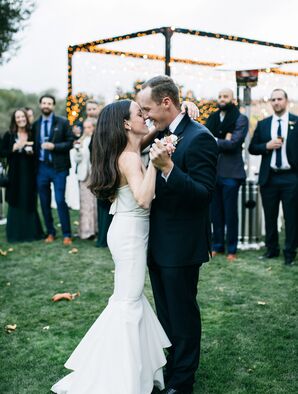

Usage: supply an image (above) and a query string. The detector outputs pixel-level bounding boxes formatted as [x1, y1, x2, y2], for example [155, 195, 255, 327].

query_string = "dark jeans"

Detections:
[37, 162, 71, 237]
[260, 171, 298, 260]
[211, 176, 241, 254]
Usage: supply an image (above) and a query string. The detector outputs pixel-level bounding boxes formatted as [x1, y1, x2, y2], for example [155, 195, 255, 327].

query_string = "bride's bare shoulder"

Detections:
[119, 151, 142, 167]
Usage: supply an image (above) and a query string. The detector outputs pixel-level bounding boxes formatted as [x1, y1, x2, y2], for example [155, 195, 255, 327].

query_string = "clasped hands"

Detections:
[149, 139, 174, 176]
[41, 142, 55, 150]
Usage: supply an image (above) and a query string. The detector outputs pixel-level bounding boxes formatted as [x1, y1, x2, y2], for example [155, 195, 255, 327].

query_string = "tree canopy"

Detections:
[0, 0, 35, 64]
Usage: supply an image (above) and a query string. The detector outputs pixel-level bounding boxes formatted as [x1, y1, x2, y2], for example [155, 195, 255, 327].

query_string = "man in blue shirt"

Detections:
[32, 94, 74, 245]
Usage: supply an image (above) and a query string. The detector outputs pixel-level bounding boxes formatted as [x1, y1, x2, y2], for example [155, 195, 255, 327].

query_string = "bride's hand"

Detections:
[181, 101, 199, 119]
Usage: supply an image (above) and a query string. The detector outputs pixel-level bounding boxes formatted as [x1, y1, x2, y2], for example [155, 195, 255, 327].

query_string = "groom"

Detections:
[138, 76, 218, 394]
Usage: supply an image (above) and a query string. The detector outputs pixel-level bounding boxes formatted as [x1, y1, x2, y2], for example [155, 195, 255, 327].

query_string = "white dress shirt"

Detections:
[270, 112, 291, 170]
[219, 111, 225, 122]
[162, 113, 185, 181]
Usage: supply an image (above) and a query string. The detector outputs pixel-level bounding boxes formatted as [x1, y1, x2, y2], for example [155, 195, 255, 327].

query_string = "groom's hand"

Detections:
[150, 139, 174, 176]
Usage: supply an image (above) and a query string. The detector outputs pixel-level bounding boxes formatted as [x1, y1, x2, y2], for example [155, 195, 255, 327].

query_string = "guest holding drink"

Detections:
[73, 118, 98, 239]
[1, 109, 44, 242]
[249, 89, 298, 266]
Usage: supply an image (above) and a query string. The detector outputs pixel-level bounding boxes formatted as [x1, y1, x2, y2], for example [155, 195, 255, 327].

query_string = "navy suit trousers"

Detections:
[211, 176, 241, 254]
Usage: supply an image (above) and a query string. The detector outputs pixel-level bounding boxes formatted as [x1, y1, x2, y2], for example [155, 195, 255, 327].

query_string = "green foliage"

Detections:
[0, 211, 297, 393]
[0, 89, 67, 135]
[0, 0, 35, 64]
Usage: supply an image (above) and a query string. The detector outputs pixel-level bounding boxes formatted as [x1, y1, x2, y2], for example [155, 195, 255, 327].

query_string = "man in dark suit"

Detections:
[138, 76, 218, 394]
[32, 94, 74, 245]
[206, 88, 248, 261]
[249, 88, 298, 265]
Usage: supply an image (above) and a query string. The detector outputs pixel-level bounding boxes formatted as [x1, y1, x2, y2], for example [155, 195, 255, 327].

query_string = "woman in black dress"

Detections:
[1, 108, 44, 242]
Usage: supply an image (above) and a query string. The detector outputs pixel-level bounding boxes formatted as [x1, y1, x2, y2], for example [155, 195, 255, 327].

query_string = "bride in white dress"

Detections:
[51, 99, 171, 394]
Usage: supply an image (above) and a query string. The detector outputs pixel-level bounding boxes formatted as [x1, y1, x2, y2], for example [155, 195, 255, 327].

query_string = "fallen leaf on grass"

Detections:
[7, 248, 14, 252]
[52, 292, 80, 302]
[73, 221, 79, 226]
[266, 267, 272, 271]
[69, 248, 79, 254]
[5, 324, 17, 333]
[43, 326, 50, 330]
[6, 282, 11, 286]
[257, 301, 267, 305]
[0, 249, 7, 256]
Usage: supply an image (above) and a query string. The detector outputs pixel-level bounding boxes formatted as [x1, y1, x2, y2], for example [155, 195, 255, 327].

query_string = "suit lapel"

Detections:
[288, 113, 297, 134]
[286, 113, 298, 156]
[174, 113, 190, 137]
[265, 116, 273, 141]
[36, 116, 42, 146]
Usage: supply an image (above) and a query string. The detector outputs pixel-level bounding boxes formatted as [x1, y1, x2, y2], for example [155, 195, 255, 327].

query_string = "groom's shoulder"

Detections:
[187, 118, 214, 140]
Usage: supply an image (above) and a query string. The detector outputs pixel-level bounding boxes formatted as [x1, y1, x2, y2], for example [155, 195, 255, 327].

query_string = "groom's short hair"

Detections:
[142, 75, 180, 109]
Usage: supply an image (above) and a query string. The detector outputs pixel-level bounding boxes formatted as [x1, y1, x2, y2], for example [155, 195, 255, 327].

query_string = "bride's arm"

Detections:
[140, 101, 200, 149]
[141, 123, 158, 150]
[119, 152, 156, 209]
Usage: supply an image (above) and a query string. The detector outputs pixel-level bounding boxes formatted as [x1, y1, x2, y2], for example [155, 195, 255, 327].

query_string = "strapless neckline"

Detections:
[109, 184, 150, 217]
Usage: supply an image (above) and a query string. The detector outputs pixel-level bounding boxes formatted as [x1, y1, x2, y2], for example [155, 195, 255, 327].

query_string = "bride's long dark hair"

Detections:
[89, 99, 132, 200]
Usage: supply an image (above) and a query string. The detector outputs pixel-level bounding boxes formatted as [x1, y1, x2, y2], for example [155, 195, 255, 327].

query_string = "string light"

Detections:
[67, 27, 298, 122]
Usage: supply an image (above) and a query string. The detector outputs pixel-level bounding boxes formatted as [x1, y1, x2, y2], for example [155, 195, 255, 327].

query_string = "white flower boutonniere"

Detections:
[289, 121, 296, 130]
[160, 134, 183, 156]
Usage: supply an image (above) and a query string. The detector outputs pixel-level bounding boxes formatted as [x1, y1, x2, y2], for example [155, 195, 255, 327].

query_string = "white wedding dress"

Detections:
[51, 184, 171, 394]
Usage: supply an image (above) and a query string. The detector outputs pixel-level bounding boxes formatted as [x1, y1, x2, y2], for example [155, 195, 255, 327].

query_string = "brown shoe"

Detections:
[63, 237, 72, 246]
[227, 254, 237, 262]
[212, 251, 224, 258]
[45, 234, 55, 243]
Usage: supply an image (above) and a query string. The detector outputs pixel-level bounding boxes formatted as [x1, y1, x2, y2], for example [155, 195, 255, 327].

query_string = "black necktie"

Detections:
[162, 127, 171, 138]
[275, 119, 282, 168]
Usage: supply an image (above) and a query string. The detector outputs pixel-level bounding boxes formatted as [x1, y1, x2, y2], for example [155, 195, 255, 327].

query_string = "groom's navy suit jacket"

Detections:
[148, 114, 218, 267]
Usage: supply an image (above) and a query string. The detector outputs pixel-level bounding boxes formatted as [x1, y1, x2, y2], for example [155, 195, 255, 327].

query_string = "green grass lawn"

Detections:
[0, 211, 297, 394]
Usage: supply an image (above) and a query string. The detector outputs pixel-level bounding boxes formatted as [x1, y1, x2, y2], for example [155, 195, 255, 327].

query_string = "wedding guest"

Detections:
[32, 94, 74, 245]
[1, 108, 44, 242]
[73, 117, 98, 239]
[86, 99, 101, 118]
[249, 89, 298, 266]
[206, 88, 248, 261]
[25, 107, 35, 125]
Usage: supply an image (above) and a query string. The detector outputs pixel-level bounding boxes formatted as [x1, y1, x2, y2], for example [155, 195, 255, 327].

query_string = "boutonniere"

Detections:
[289, 121, 296, 130]
[161, 134, 183, 156]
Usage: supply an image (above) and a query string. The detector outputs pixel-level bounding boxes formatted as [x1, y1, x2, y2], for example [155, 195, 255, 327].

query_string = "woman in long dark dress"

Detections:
[1, 108, 44, 242]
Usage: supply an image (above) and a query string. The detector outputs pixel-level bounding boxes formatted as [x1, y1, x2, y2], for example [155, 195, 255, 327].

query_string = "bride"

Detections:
[51, 99, 198, 394]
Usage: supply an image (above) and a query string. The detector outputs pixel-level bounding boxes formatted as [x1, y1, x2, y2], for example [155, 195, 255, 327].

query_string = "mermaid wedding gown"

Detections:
[51, 185, 171, 394]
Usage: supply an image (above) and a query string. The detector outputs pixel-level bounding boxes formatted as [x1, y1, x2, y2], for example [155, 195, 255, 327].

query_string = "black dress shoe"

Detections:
[284, 258, 294, 266]
[164, 389, 179, 394]
[151, 387, 161, 393]
[259, 251, 280, 260]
